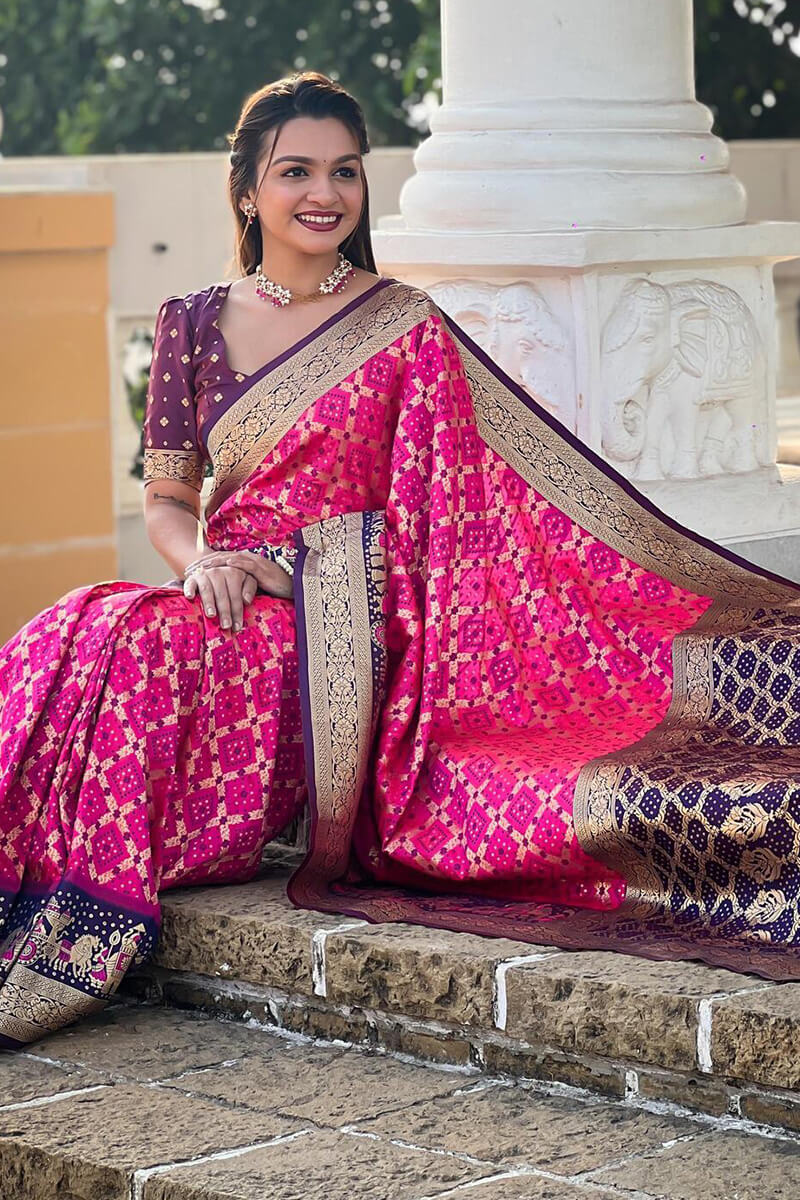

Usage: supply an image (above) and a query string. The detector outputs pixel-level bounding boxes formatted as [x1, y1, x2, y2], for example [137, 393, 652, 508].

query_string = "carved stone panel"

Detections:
[599, 276, 768, 481]
[428, 279, 575, 430]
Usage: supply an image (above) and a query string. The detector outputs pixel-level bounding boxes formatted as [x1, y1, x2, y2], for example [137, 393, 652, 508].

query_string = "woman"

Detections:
[2, 73, 800, 1051]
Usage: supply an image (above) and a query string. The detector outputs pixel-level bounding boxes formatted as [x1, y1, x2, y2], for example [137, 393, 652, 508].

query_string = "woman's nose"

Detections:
[305, 179, 339, 203]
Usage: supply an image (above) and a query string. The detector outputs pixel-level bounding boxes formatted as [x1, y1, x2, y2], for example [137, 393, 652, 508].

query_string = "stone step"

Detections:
[120, 857, 800, 1134]
[4, 1005, 800, 1200]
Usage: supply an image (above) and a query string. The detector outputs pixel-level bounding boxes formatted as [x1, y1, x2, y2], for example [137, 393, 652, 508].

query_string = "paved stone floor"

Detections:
[2, 1005, 800, 1199]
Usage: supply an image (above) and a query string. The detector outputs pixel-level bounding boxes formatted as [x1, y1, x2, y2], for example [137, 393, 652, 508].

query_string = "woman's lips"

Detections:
[294, 214, 343, 231]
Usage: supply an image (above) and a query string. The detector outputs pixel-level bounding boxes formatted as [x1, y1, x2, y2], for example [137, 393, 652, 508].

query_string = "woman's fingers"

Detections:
[183, 550, 231, 575]
[210, 572, 234, 630]
[218, 553, 275, 590]
[193, 570, 217, 618]
[225, 569, 248, 631]
[195, 551, 293, 601]
[218, 552, 292, 599]
[242, 572, 258, 606]
[183, 560, 263, 629]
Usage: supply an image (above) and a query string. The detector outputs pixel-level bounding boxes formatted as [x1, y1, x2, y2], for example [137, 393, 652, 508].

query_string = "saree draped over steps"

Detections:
[3, 277, 800, 1049]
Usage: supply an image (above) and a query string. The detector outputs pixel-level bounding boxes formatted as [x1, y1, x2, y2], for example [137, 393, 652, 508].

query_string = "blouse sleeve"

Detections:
[142, 295, 205, 492]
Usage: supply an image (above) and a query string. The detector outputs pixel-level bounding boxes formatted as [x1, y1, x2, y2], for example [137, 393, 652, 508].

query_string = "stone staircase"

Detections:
[3, 851, 800, 1198]
[6, 1003, 800, 1200]
[137, 853, 800, 1130]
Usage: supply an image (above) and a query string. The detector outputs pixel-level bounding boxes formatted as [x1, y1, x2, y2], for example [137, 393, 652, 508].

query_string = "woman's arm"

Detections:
[143, 479, 209, 578]
[141, 294, 210, 579]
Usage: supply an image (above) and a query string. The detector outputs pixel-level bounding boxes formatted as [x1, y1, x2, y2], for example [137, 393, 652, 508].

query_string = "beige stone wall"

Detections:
[0, 190, 117, 641]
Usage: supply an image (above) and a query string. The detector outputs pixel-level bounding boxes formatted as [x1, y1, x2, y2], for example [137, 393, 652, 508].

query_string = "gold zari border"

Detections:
[298, 511, 379, 882]
[143, 448, 203, 491]
[0, 963, 106, 1045]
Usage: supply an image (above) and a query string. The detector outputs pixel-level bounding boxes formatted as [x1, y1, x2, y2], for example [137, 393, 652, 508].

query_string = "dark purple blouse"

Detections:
[142, 284, 252, 492]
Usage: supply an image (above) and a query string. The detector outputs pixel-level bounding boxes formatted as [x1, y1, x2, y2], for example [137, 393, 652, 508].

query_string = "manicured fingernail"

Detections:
[206, 607, 215, 616]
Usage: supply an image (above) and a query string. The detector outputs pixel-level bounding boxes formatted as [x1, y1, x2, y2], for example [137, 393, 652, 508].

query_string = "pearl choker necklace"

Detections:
[254, 253, 356, 307]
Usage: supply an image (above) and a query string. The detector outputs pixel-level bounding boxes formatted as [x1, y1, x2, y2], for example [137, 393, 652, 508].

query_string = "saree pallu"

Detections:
[285, 288, 800, 980]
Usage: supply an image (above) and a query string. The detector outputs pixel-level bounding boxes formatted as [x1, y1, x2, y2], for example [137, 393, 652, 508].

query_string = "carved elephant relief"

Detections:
[600, 277, 767, 480]
[428, 279, 572, 424]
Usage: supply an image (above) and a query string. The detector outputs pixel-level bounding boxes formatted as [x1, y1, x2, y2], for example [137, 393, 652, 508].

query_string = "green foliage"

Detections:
[1, 1, 798, 156]
[695, 1, 800, 138]
[124, 328, 152, 481]
[0, 0, 440, 155]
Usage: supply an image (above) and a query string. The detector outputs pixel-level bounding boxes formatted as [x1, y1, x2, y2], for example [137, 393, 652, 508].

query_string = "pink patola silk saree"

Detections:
[2, 277, 800, 1048]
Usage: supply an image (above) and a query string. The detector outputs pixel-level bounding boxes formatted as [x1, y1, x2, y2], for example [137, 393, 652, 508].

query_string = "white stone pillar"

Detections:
[374, 0, 800, 575]
[403, 0, 744, 233]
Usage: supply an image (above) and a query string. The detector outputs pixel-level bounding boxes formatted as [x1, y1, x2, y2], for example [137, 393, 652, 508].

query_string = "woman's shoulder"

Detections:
[380, 276, 442, 316]
[156, 282, 229, 325]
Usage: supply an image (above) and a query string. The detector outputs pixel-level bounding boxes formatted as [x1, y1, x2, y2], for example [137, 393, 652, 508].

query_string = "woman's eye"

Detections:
[282, 166, 357, 178]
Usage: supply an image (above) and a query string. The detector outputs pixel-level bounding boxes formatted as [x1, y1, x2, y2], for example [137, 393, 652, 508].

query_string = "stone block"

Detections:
[160, 972, 278, 1027]
[144, 1129, 491, 1200]
[156, 968, 374, 1046]
[275, 998, 372, 1045]
[164, 1043, 467, 1126]
[588, 1129, 800, 1198]
[503, 951, 762, 1071]
[439, 1176, 620, 1199]
[373, 1018, 473, 1067]
[739, 1091, 800, 1134]
[357, 1082, 700, 1173]
[155, 873, 356, 993]
[636, 1068, 731, 1116]
[0, 1056, 104, 1107]
[712, 986, 800, 1089]
[0, 1083, 296, 1200]
[481, 1039, 626, 1098]
[0, 428, 113, 547]
[117, 970, 164, 1004]
[36, 1004, 285, 1082]
[324, 923, 548, 1026]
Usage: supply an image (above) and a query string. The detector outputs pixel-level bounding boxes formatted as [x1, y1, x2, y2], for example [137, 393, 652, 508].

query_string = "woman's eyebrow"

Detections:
[271, 154, 360, 165]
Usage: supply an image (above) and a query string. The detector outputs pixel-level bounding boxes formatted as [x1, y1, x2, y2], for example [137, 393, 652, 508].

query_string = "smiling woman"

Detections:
[217, 100, 381, 374]
[3, 71, 800, 1051]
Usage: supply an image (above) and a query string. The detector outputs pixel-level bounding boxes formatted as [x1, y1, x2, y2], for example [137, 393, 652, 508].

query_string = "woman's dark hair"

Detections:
[227, 71, 377, 278]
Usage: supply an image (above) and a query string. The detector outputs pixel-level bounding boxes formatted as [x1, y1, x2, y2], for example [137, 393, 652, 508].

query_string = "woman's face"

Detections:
[247, 116, 364, 256]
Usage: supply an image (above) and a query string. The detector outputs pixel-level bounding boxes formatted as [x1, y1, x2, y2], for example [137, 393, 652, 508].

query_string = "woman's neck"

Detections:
[257, 240, 341, 295]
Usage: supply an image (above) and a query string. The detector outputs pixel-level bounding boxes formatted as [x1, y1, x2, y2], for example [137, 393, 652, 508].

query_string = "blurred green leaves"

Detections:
[0, 0, 441, 154]
[696, 0, 800, 138]
[1, 1, 798, 157]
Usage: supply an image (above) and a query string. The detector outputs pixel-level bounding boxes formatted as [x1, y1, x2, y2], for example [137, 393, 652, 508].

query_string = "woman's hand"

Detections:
[214, 551, 294, 600]
[182, 550, 292, 632]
